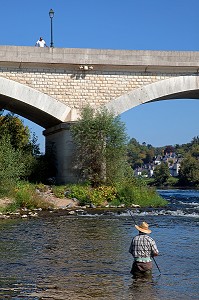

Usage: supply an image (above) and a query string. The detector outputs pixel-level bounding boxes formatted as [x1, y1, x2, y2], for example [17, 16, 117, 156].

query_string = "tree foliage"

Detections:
[153, 162, 170, 185]
[0, 112, 40, 155]
[0, 136, 27, 181]
[127, 136, 199, 187]
[0, 112, 51, 187]
[0, 136, 28, 195]
[175, 136, 199, 157]
[71, 106, 129, 186]
[178, 154, 199, 185]
[0, 113, 30, 149]
[127, 138, 163, 168]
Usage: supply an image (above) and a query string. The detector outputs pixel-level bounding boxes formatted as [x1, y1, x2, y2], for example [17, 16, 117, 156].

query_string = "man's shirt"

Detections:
[35, 40, 47, 47]
[129, 233, 159, 260]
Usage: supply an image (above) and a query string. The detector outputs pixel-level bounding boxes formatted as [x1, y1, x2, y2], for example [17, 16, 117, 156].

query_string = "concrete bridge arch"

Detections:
[1, 75, 198, 127]
[0, 76, 74, 128]
[1, 75, 199, 184]
[105, 75, 199, 115]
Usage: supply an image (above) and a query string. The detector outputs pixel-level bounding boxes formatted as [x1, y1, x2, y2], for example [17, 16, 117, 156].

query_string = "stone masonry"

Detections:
[0, 46, 199, 118]
[0, 66, 181, 110]
[0, 66, 195, 114]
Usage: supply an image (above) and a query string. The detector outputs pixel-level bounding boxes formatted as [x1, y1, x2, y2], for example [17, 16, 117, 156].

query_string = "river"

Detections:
[0, 189, 198, 299]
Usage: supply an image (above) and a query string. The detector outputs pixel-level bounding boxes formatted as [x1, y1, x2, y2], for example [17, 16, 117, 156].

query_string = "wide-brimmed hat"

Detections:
[135, 221, 151, 234]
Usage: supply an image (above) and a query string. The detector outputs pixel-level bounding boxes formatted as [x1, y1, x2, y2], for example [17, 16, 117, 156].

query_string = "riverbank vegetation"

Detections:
[52, 180, 166, 208]
[2, 108, 199, 213]
[0, 109, 167, 213]
[0, 111, 53, 212]
[0, 182, 50, 213]
[68, 106, 166, 207]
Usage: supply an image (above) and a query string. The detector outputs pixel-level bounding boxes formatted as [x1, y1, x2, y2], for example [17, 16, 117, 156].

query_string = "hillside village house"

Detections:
[134, 152, 182, 178]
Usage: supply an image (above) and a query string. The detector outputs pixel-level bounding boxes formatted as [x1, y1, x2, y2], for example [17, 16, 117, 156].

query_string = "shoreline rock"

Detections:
[0, 205, 142, 220]
[0, 187, 143, 220]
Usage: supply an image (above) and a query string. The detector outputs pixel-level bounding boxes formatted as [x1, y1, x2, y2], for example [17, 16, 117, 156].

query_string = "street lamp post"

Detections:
[49, 9, 54, 47]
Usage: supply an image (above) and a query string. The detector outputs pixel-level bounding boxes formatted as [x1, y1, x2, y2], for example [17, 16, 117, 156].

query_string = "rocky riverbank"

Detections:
[0, 187, 141, 220]
[0, 205, 137, 220]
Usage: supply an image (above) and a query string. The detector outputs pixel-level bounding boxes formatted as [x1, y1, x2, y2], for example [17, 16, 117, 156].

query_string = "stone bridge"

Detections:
[0, 46, 199, 183]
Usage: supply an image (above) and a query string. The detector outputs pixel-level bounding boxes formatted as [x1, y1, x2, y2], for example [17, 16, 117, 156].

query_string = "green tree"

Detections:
[153, 163, 170, 185]
[143, 148, 155, 164]
[179, 155, 199, 185]
[0, 112, 48, 183]
[71, 106, 128, 186]
[0, 112, 40, 155]
[0, 136, 27, 195]
[0, 113, 30, 149]
[127, 138, 145, 168]
[191, 145, 199, 158]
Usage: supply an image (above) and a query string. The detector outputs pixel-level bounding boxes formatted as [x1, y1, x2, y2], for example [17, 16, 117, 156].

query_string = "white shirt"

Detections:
[35, 39, 47, 47]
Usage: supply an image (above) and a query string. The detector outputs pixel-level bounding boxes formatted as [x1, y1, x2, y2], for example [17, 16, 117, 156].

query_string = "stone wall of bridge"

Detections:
[1, 46, 199, 117]
[0, 65, 194, 113]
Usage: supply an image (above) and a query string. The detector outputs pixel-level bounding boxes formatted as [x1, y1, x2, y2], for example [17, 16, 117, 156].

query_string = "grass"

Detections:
[0, 180, 167, 213]
[116, 183, 167, 207]
[0, 181, 52, 213]
[52, 182, 167, 208]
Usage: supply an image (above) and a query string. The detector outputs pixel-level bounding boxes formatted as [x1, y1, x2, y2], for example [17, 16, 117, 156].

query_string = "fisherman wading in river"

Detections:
[129, 221, 159, 278]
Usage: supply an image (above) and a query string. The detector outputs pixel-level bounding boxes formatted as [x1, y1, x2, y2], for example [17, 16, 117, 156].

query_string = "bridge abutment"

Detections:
[43, 123, 77, 184]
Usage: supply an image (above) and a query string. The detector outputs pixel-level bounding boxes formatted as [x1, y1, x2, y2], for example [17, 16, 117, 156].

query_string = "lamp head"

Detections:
[49, 9, 54, 18]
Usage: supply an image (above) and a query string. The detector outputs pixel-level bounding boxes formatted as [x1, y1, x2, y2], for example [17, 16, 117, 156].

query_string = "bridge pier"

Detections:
[43, 123, 77, 184]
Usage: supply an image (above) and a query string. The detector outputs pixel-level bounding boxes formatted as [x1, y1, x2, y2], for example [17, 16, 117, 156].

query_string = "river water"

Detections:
[0, 189, 198, 300]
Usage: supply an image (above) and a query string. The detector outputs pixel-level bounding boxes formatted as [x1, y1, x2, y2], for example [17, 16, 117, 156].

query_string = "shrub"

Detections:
[66, 184, 90, 205]
[116, 182, 167, 207]
[52, 182, 167, 208]
[52, 184, 117, 206]
[71, 106, 128, 186]
[88, 185, 117, 206]
[51, 185, 66, 198]
[5, 182, 51, 212]
[0, 136, 26, 186]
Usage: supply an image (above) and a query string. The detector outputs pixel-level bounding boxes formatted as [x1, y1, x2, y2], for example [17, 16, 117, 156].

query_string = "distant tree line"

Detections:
[127, 136, 199, 186]
[127, 138, 163, 169]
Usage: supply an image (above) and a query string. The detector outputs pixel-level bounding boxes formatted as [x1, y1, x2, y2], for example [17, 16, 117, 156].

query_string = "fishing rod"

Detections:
[127, 208, 161, 275]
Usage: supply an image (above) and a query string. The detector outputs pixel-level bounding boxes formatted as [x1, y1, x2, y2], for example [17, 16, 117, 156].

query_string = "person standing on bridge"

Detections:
[129, 221, 159, 278]
[35, 37, 48, 47]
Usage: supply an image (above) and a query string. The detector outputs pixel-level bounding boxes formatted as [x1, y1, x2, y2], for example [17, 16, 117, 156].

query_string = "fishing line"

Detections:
[127, 208, 161, 275]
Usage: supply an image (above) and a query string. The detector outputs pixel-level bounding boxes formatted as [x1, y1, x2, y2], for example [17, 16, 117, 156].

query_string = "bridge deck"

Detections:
[0, 46, 199, 70]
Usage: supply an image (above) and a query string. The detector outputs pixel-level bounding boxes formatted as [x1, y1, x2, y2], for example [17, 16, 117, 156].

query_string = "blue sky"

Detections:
[1, 0, 199, 150]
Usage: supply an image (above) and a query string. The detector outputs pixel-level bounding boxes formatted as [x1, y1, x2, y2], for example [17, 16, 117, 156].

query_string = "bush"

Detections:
[166, 176, 179, 186]
[0, 136, 26, 186]
[88, 185, 117, 206]
[116, 182, 167, 207]
[0, 179, 16, 198]
[52, 182, 167, 208]
[52, 185, 67, 198]
[5, 182, 51, 212]
[52, 184, 117, 206]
